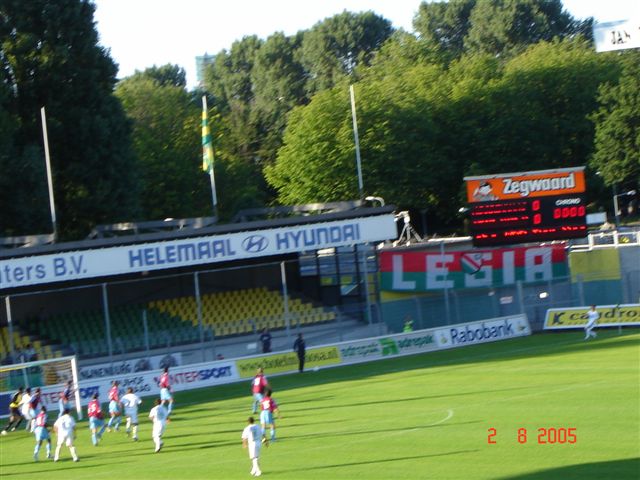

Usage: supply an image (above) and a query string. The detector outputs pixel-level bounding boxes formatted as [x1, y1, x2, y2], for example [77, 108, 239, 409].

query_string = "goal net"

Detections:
[0, 355, 82, 419]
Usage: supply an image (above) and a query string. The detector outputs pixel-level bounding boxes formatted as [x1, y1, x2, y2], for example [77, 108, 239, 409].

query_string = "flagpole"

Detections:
[201, 95, 218, 218]
[40, 107, 58, 240]
[349, 84, 364, 199]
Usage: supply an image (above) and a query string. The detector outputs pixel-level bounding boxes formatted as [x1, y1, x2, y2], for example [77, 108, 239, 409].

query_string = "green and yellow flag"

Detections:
[201, 96, 214, 172]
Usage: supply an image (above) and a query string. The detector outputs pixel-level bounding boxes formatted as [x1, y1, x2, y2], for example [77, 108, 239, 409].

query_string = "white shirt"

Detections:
[20, 393, 32, 414]
[242, 424, 262, 444]
[121, 393, 141, 413]
[587, 309, 600, 324]
[54, 414, 76, 438]
[149, 405, 168, 426]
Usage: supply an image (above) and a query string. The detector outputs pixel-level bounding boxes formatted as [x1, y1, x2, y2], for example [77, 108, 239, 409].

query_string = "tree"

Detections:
[115, 68, 210, 221]
[590, 50, 640, 191]
[299, 11, 393, 95]
[0, 0, 139, 238]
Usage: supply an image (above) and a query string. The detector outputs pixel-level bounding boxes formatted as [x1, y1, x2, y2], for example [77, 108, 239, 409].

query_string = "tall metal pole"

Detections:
[441, 241, 451, 325]
[349, 85, 364, 199]
[280, 262, 291, 342]
[194, 272, 206, 362]
[40, 107, 58, 240]
[5, 297, 15, 362]
[360, 244, 373, 327]
[101, 284, 113, 366]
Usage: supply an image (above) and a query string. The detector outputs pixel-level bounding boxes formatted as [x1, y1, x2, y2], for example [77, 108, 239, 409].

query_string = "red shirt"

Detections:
[252, 374, 267, 394]
[159, 372, 170, 389]
[88, 399, 103, 419]
[35, 411, 47, 428]
[260, 396, 278, 412]
[108, 385, 119, 402]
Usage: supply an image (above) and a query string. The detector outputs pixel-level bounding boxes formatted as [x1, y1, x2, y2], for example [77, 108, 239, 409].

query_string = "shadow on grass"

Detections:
[272, 449, 479, 474]
[3, 462, 103, 475]
[496, 457, 640, 480]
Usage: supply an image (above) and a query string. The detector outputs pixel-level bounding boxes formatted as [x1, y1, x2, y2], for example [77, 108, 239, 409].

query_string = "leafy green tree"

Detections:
[590, 50, 640, 191]
[299, 11, 393, 95]
[0, 0, 139, 238]
[115, 69, 211, 221]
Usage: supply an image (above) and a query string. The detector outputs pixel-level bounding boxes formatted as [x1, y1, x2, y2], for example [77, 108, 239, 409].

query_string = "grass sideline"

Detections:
[0, 330, 638, 479]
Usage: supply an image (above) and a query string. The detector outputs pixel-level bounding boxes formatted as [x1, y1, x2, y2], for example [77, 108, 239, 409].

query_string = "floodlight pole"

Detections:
[41, 107, 58, 240]
[350, 85, 364, 199]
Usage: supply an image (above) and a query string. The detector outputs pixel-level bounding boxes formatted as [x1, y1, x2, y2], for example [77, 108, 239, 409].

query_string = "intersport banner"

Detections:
[544, 304, 640, 330]
[380, 245, 567, 291]
[435, 315, 531, 349]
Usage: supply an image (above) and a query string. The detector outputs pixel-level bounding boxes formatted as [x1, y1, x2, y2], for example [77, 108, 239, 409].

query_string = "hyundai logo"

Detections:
[242, 235, 269, 253]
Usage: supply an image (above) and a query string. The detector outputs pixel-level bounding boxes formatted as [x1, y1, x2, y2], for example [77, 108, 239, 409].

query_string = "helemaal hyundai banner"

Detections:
[435, 315, 531, 349]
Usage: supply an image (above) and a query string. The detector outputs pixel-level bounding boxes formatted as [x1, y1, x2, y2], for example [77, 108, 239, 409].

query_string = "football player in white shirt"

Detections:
[242, 417, 263, 477]
[20, 388, 32, 430]
[148, 399, 168, 453]
[121, 387, 142, 441]
[585, 305, 599, 340]
[53, 409, 78, 462]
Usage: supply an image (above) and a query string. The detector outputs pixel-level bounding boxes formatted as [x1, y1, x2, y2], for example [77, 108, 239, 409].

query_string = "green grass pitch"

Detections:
[1, 330, 638, 479]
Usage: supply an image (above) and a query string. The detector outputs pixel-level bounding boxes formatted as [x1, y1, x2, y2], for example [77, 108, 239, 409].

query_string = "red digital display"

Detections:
[469, 196, 587, 246]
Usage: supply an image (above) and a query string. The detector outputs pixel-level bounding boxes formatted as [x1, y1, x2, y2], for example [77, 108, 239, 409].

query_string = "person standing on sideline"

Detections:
[259, 328, 272, 353]
[242, 417, 263, 477]
[251, 367, 269, 414]
[585, 305, 600, 340]
[259, 389, 280, 442]
[107, 380, 122, 432]
[53, 408, 78, 462]
[121, 387, 142, 441]
[293, 333, 306, 373]
[1, 386, 24, 434]
[59, 380, 74, 418]
[158, 367, 174, 418]
[33, 406, 52, 461]
[149, 398, 168, 453]
[403, 315, 414, 332]
[87, 393, 106, 446]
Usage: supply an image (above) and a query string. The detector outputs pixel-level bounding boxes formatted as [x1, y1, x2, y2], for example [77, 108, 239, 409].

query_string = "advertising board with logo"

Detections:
[544, 304, 640, 330]
[380, 245, 567, 291]
[78, 352, 182, 380]
[0, 214, 396, 289]
[235, 347, 340, 378]
[435, 315, 531, 349]
[338, 330, 438, 364]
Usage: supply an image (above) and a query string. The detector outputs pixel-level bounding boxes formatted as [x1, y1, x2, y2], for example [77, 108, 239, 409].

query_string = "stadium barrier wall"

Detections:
[77, 352, 183, 381]
[543, 304, 640, 330]
[0, 314, 531, 416]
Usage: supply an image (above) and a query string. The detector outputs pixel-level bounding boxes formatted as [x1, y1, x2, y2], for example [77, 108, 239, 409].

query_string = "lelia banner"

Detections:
[380, 244, 568, 291]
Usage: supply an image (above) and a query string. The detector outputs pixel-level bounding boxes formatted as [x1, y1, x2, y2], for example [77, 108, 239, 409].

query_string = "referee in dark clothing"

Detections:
[293, 333, 306, 373]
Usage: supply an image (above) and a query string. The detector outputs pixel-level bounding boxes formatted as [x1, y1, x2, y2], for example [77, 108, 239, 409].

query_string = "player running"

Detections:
[149, 398, 168, 453]
[59, 380, 74, 418]
[259, 389, 280, 442]
[584, 304, 600, 340]
[251, 367, 269, 414]
[158, 367, 174, 417]
[87, 393, 106, 446]
[53, 408, 78, 462]
[33, 406, 52, 461]
[121, 387, 142, 441]
[27, 388, 42, 432]
[2, 386, 24, 434]
[107, 380, 122, 431]
[242, 417, 264, 477]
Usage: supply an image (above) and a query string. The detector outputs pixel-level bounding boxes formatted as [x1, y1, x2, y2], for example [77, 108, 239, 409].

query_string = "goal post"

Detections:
[0, 355, 82, 420]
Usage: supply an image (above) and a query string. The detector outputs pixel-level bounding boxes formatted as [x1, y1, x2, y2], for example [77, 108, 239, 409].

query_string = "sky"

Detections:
[92, 0, 640, 89]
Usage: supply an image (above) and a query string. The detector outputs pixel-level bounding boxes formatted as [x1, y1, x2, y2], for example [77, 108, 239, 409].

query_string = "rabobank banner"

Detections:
[435, 315, 531, 349]
[0, 214, 396, 289]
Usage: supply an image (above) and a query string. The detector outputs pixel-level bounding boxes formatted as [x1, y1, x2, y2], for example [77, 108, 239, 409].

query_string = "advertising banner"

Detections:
[2, 359, 239, 413]
[464, 168, 585, 203]
[543, 304, 640, 330]
[380, 245, 567, 291]
[78, 352, 182, 381]
[0, 214, 396, 290]
[593, 18, 640, 52]
[435, 315, 531, 349]
[338, 330, 438, 365]
[235, 347, 340, 378]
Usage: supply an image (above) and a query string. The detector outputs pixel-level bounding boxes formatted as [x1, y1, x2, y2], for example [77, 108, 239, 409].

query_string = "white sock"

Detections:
[69, 446, 78, 461]
[54, 445, 61, 461]
[252, 458, 260, 474]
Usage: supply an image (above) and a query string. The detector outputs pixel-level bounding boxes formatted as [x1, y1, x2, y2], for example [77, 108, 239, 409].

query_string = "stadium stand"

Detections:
[0, 326, 63, 362]
[16, 287, 336, 359]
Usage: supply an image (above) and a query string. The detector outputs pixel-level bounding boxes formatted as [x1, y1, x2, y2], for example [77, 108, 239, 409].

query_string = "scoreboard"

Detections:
[464, 168, 588, 247]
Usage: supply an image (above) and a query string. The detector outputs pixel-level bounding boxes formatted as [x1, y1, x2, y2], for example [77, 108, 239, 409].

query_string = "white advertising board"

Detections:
[0, 214, 397, 289]
[593, 19, 640, 52]
[77, 352, 182, 381]
[434, 315, 531, 349]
